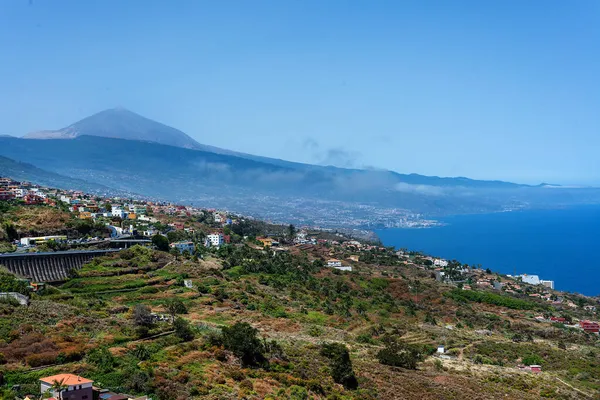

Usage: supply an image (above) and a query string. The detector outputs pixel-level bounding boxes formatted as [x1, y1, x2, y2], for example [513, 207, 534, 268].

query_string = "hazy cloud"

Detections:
[393, 182, 446, 196]
[302, 137, 362, 169]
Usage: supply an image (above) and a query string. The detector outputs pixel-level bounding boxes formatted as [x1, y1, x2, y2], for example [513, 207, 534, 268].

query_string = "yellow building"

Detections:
[258, 237, 274, 247]
[79, 211, 92, 219]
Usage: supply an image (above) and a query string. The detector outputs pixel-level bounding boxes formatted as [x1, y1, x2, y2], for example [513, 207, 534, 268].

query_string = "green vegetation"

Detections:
[320, 343, 358, 390]
[446, 288, 546, 310]
[0, 200, 598, 399]
[376, 338, 430, 370]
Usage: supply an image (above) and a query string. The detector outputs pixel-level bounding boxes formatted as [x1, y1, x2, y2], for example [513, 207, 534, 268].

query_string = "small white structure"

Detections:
[334, 266, 352, 272]
[437, 345, 445, 354]
[184, 279, 193, 289]
[327, 259, 342, 267]
[207, 233, 224, 247]
[540, 280, 555, 289]
[138, 215, 158, 223]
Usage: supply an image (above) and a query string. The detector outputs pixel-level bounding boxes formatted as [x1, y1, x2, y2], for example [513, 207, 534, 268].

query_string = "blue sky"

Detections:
[1, 0, 599, 184]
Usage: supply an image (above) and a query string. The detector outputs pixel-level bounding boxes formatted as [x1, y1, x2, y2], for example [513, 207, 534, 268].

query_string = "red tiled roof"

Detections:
[40, 374, 93, 385]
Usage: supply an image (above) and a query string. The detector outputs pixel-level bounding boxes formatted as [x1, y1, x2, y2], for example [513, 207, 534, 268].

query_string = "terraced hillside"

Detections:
[0, 244, 598, 400]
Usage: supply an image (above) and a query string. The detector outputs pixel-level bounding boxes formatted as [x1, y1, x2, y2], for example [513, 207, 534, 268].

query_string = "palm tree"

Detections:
[51, 378, 68, 399]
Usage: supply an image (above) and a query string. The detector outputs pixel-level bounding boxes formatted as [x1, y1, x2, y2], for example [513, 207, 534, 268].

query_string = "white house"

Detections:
[111, 206, 128, 219]
[540, 280, 555, 289]
[207, 233, 224, 247]
[434, 258, 448, 267]
[59, 195, 71, 204]
[138, 215, 158, 223]
[170, 241, 195, 254]
[518, 274, 541, 285]
[40, 374, 94, 399]
[327, 259, 342, 267]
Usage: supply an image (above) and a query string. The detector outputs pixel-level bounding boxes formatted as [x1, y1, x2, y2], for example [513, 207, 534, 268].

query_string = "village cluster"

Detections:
[1, 176, 599, 398]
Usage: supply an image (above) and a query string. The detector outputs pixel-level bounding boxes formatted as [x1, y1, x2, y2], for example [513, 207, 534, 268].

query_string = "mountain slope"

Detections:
[0, 155, 124, 195]
[1, 135, 599, 224]
[18, 108, 530, 188]
[23, 107, 206, 150]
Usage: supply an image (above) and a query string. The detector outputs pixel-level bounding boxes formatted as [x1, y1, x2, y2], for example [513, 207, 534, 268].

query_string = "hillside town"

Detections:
[0, 176, 599, 399]
[2, 176, 598, 331]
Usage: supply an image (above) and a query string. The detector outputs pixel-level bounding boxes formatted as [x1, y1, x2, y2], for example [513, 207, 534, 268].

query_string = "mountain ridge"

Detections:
[19, 108, 530, 188]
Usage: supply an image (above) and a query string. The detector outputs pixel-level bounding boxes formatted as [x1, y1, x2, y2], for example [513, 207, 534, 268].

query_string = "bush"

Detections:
[522, 354, 543, 366]
[377, 339, 424, 370]
[320, 343, 358, 390]
[86, 347, 115, 371]
[25, 352, 57, 367]
[174, 317, 195, 342]
[221, 322, 266, 367]
[356, 333, 376, 344]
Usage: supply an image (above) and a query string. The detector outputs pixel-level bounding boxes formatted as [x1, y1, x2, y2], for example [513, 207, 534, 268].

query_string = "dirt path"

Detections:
[555, 377, 593, 398]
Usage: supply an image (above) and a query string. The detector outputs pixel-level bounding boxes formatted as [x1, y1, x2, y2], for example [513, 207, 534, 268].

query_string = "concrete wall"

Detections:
[0, 249, 121, 282]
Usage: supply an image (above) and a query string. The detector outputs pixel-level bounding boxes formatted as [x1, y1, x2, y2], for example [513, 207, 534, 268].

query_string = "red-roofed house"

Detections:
[40, 374, 93, 400]
[580, 320, 600, 333]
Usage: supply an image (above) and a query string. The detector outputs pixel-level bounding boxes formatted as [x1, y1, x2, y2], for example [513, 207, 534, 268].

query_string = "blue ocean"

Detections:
[376, 206, 600, 297]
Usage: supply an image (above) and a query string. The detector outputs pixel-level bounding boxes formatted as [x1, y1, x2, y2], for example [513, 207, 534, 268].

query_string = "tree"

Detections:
[320, 343, 358, 390]
[4, 223, 18, 242]
[174, 317, 195, 341]
[133, 304, 153, 327]
[164, 298, 187, 323]
[152, 234, 169, 252]
[51, 378, 68, 399]
[376, 339, 424, 370]
[287, 224, 296, 240]
[221, 322, 266, 367]
[104, 203, 112, 212]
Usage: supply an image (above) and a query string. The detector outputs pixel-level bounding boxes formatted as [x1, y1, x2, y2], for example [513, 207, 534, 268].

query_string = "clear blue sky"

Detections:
[1, 0, 599, 184]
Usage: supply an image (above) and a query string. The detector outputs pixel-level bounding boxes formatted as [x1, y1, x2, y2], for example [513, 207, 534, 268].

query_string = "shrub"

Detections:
[288, 385, 308, 400]
[221, 322, 266, 367]
[86, 347, 115, 371]
[25, 352, 57, 367]
[376, 339, 424, 370]
[320, 343, 358, 390]
[356, 333, 376, 344]
[174, 317, 195, 342]
[239, 379, 253, 391]
[307, 326, 323, 337]
[522, 354, 543, 366]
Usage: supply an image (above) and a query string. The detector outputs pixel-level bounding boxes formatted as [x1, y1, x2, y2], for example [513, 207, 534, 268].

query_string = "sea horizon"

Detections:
[376, 205, 600, 297]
